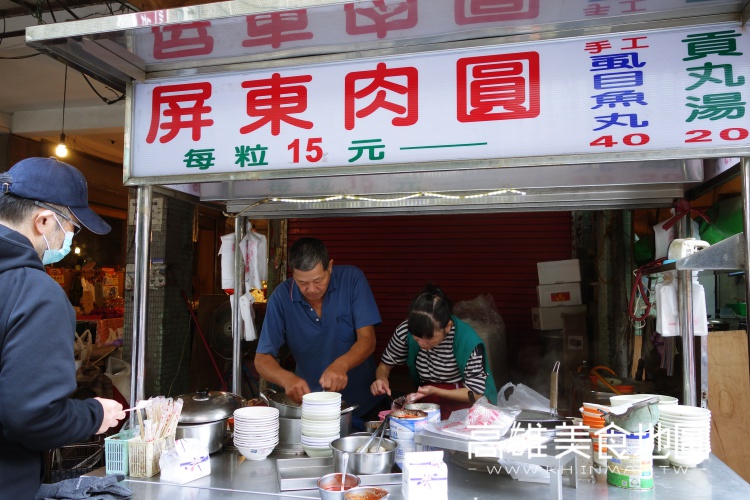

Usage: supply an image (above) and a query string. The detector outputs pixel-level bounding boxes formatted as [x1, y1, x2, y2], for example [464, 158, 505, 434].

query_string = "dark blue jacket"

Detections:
[0, 223, 103, 499]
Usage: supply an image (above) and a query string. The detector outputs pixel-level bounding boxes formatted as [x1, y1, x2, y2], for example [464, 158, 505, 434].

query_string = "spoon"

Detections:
[340, 452, 349, 492]
[124, 400, 149, 412]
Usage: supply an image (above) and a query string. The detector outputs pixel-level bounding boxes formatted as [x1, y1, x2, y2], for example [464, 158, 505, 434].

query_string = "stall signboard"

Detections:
[130, 23, 750, 179]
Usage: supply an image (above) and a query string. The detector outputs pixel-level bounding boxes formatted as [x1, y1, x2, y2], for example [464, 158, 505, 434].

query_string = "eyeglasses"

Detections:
[34, 200, 82, 236]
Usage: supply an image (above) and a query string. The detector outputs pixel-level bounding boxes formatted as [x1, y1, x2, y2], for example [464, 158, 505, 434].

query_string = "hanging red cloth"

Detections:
[661, 199, 710, 231]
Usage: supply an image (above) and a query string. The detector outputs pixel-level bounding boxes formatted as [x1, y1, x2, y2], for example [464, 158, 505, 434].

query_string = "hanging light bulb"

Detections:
[56, 133, 68, 157]
[56, 66, 68, 158]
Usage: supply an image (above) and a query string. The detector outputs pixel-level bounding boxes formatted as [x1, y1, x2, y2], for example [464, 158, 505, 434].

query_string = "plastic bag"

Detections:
[497, 382, 549, 412]
[159, 438, 210, 484]
[426, 397, 520, 441]
[105, 357, 132, 402]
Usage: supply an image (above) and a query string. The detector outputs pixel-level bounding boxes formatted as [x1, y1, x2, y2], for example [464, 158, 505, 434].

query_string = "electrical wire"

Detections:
[80, 72, 125, 104]
[0, 52, 41, 59]
[45, 0, 57, 23]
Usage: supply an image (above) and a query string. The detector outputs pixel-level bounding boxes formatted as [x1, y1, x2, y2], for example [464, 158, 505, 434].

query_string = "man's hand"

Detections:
[94, 397, 125, 434]
[370, 378, 391, 396]
[285, 376, 312, 404]
[319, 359, 348, 393]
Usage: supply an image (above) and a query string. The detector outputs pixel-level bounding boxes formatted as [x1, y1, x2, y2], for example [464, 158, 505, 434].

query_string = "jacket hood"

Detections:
[0, 223, 44, 274]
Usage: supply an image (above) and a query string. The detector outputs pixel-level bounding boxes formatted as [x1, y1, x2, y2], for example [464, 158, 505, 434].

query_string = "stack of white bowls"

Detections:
[301, 392, 342, 458]
[655, 405, 711, 468]
[233, 406, 279, 460]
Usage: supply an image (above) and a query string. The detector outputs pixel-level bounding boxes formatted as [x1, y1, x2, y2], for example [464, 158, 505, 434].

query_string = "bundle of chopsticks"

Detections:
[131, 396, 183, 442]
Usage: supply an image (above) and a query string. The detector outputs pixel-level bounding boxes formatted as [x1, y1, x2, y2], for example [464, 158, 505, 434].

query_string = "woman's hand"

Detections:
[371, 378, 391, 396]
[414, 386, 436, 400]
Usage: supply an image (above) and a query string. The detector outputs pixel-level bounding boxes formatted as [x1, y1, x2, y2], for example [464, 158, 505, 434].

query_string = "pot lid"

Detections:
[177, 389, 246, 424]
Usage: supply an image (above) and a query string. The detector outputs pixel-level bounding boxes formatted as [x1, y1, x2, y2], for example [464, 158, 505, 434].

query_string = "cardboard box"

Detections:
[537, 282, 582, 307]
[532, 305, 587, 330]
[537, 259, 581, 284]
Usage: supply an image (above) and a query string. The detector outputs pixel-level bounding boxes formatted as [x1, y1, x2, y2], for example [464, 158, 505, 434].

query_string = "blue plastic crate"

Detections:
[104, 429, 137, 475]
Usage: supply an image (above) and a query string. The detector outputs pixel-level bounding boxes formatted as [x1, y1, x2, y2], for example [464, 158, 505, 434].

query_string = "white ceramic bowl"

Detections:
[301, 406, 341, 420]
[234, 423, 280, 432]
[234, 431, 280, 441]
[659, 405, 711, 419]
[237, 444, 276, 461]
[302, 392, 342, 405]
[301, 434, 339, 446]
[303, 445, 333, 458]
[302, 428, 341, 439]
[301, 418, 341, 428]
[610, 394, 678, 406]
[235, 406, 280, 420]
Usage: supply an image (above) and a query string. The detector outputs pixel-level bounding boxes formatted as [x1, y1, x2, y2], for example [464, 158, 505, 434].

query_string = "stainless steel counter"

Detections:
[103, 448, 749, 499]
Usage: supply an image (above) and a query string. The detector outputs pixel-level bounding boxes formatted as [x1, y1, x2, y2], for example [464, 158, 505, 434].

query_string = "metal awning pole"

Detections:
[232, 216, 246, 396]
[130, 186, 152, 407]
[678, 215, 697, 406]
[741, 157, 750, 386]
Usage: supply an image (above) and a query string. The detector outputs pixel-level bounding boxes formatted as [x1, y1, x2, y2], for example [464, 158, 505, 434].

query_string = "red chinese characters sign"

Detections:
[130, 23, 750, 180]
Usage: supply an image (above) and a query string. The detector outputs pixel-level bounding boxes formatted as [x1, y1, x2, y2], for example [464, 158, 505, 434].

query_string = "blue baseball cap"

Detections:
[2, 156, 111, 234]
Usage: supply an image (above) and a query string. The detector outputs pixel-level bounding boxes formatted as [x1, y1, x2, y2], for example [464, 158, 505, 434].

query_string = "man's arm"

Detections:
[254, 353, 311, 403]
[319, 324, 376, 392]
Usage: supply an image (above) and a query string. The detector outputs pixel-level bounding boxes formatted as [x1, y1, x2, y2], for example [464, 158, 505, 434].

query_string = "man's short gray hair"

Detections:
[289, 237, 330, 272]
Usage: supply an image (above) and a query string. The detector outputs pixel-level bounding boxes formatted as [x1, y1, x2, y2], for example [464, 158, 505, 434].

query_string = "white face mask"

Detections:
[42, 214, 74, 265]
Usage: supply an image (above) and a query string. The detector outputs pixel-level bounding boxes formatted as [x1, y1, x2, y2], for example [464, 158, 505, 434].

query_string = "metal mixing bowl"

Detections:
[330, 436, 397, 475]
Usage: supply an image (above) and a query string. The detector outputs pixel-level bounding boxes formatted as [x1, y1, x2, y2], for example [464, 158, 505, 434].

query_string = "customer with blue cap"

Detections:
[0, 157, 126, 499]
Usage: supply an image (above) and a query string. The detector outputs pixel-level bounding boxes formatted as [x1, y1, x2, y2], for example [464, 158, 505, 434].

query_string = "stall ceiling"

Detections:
[20, 0, 750, 214]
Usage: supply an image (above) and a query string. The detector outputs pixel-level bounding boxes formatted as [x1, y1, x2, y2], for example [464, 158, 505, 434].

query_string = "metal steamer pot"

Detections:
[175, 390, 246, 454]
[261, 389, 358, 448]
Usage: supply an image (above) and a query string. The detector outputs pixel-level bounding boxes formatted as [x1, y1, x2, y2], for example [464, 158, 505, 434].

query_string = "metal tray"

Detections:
[276, 457, 402, 491]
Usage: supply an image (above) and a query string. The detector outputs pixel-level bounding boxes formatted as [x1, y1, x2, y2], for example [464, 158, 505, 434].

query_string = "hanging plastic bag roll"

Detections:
[656, 271, 679, 337]
[218, 233, 236, 291]
[239, 291, 257, 341]
[692, 278, 708, 336]
[229, 292, 257, 341]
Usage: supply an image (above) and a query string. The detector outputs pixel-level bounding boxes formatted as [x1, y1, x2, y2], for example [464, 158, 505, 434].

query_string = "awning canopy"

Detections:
[26, 1, 750, 214]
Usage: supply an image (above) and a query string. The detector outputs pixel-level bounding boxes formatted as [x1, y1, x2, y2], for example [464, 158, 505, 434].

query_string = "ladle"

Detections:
[124, 400, 149, 412]
[340, 452, 349, 491]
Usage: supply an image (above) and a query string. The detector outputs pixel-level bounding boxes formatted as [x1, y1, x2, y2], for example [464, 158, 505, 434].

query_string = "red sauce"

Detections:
[322, 484, 353, 491]
[345, 488, 389, 500]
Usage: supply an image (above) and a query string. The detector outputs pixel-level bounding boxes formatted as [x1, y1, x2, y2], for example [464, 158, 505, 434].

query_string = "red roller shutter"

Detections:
[287, 212, 573, 379]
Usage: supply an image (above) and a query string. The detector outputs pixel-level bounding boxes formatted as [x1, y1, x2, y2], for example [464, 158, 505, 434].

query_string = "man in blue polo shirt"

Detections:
[255, 237, 381, 418]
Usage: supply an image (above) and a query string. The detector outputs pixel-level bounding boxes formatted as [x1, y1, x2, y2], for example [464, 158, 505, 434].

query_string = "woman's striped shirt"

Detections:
[380, 320, 488, 395]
